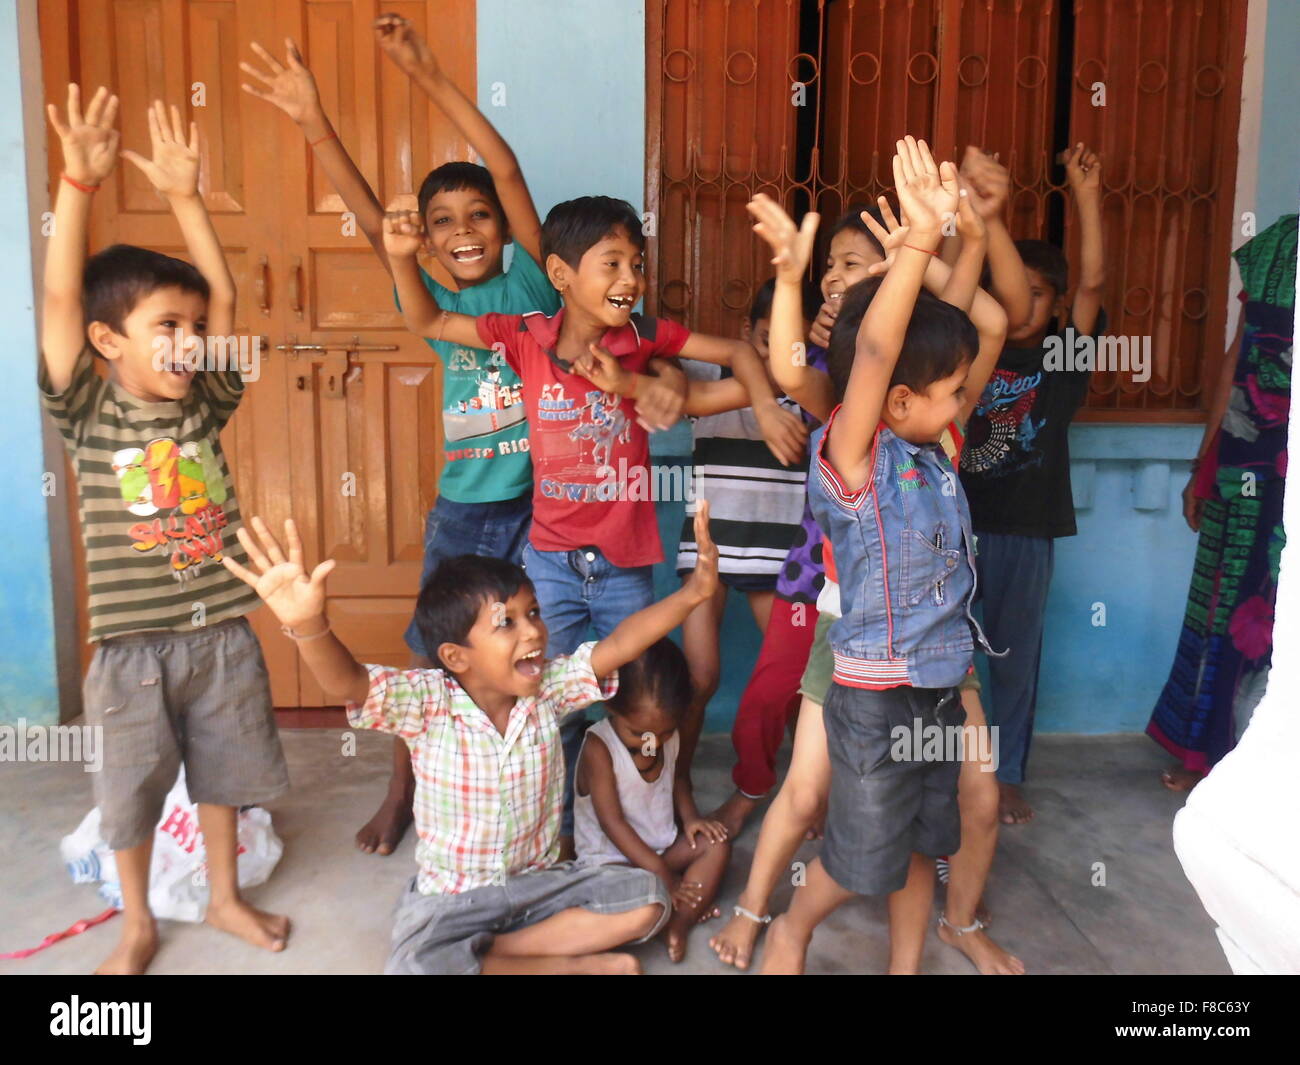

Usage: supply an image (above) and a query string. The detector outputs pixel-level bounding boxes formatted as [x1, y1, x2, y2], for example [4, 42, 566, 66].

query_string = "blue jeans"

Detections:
[522, 544, 655, 836]
[403, 494, 533, 657]
[974, 531, 1054, 785]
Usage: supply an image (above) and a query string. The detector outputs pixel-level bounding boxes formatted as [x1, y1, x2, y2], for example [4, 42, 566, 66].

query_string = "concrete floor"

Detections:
[0, 728, 1229, 975]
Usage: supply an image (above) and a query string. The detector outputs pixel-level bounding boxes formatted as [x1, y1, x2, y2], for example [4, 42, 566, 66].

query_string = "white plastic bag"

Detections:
[60, 768, 283, 921]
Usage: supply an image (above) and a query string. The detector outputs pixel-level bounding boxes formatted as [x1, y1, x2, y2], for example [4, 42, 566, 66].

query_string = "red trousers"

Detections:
[730, 597, 818, 797]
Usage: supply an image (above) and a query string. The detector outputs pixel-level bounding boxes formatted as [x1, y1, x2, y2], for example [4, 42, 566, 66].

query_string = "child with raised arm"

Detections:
[223, 505, 721, 974]
[755, 138, 1000, 975]
[382, 192, 802, 856]
[40, 87, 290, 974]
[958, 143, 1106, 825]
[242, 15, 579, 857]
[575, 638, 730, 963]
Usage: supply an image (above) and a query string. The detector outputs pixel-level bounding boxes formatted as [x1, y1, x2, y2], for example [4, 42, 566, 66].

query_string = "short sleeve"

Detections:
[647, 317, 690, 358]
[475, 313, 524, 375]
[814, 405, 881, 511]
[39, 348, 104, 450]
[537, 641, 618, 720]
[505, 248, 562, 315]
[192, 367, 246, 430]
[346, 664, 452, 740]
[1059, 307, 1109, 407]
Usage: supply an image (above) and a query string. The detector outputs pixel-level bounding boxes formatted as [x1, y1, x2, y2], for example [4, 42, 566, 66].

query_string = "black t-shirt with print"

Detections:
[959, 311, 1107, 538]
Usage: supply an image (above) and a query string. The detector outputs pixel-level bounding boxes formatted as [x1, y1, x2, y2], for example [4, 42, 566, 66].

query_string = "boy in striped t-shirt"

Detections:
[39, 87, 289, 974]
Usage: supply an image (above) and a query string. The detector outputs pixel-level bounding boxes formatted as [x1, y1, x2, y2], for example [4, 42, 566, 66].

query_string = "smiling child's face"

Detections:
[554, 225, 646, 329]
[822, 229, 884, 309]
[442, 586, 549, 700]
[423, 187, 508, 288]
[91, 285, 209, 403]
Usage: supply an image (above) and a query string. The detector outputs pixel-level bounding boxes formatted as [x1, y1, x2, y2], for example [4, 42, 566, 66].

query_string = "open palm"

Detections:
[121, 101, 199, 198]
[893, 136, 959, 236]
[222, 518, 336, 630]
[241, 40, 322, 123]
[47, 84, 120, 186]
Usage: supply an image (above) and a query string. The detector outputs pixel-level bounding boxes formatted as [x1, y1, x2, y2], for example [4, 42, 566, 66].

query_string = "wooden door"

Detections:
[38, 0, 477, 706]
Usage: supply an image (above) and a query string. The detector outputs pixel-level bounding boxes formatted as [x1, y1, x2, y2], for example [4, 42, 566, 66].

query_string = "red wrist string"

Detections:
[310, 131, 337, 148]
[902, 243, 939, 256]
[61, 173, 99, 193]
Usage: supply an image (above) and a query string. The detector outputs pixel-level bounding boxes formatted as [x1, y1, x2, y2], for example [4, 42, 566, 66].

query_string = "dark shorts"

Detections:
[821, 682, 965, 896]
[384, 863, 670, 975]
[675, 568, 778, 594]
[83, 616, 289, 851]
[404, 493, 533, 657]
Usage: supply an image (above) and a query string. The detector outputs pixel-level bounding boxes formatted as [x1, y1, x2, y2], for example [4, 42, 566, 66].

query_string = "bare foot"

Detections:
[206, 897, 290, 952]
[1161, 766, 1204, 792]
[696, 905, 721, 924]
[355, 792, 413, 856]
[95, 917, 158, 975]
[758, 914, 808, 975]
[571, 952, 641, 974]
[709, 904, 766, 969]
[664, 916, 690, 963]
[997, 782, 1034, 825]
[938, 918, 1025, 975]
[711, 790, 760, 838]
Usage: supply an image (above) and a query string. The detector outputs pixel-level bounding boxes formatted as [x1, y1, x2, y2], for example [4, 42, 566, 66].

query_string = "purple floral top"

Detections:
[775, 345, 829, 605]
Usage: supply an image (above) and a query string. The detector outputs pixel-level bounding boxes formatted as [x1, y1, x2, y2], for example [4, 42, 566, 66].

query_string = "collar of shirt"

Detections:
[522, 308, 645, 371]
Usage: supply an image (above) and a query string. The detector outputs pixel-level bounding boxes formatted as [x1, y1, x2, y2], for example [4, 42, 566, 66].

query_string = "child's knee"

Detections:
[786, 782, 826, 826]
[626, 902, 665, 941]
[960, 775, 999, 831]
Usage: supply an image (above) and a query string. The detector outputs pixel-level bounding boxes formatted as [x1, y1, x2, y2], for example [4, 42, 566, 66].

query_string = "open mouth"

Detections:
[514, 648, 543, 679]
[450, 243, 486, 264]
[606, 295, 635, 312]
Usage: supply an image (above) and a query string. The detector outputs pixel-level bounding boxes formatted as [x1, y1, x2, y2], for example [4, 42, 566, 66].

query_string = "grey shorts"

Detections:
[385, 863, 671, 975]
[821, 682, 965, 896]
[83, 616, 289, 851]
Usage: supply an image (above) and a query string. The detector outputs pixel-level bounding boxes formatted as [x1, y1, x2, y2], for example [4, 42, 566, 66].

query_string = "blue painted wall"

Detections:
[0, 2, 61, 726]
[1256, 0, 1300, 229]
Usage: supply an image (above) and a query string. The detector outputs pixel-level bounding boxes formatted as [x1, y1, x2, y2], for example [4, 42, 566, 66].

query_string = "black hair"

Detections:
[541, 195, 645, 268]
[415, 555, 533, 670]
[605, 637, 693, 723]
[826, 277, 978, 400]
[748, 276, 821, 326]
[82, 244, 210, 350]
[417, 161, 506, 230]
[1015, 239, 1068, 297]
[828, 203, 886, 259]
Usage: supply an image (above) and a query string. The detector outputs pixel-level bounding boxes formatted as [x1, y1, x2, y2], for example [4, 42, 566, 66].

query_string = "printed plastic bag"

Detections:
[60, 767, 283, 921]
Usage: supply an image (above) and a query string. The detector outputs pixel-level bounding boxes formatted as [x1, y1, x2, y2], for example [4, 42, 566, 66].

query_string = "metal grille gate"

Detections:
[645, 0, 1249, 421]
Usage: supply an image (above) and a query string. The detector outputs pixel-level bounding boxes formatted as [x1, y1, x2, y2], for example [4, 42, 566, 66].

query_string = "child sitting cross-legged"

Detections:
[223, 505, 720, 975]
[574, 638, 730, 963]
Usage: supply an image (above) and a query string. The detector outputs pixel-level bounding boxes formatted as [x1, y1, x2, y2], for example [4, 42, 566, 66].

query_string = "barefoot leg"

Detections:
[997, 782, 1034, 825]
[710, 696, 830, 970]
[661, 834, 731, 962]
[886, 853, 935, 975]
[711, 788, 760, 840]
[198, 803, 289, 952]
[489, 903, 662, 961]
[1161, 765, 1204, 792]
[96, 839, 158, 975]
[356, 708, 418, 856]
[677, 581, 728, 780]
[942, 691, 1024, 974]
[759, 858, 852, 975]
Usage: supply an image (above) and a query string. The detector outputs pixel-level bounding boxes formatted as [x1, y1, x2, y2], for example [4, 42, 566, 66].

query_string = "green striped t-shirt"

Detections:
[40, 350, 257, 641]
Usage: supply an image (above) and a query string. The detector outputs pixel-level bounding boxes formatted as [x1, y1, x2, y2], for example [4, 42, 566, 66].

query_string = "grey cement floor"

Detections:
[0, 729, 1229, 975]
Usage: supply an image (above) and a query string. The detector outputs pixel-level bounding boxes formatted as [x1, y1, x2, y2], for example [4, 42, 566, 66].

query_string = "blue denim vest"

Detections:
[807, 410, 1000, 689]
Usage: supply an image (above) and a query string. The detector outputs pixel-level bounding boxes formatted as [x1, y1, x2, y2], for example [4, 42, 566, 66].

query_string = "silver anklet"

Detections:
[939, 914, 985, 936]
[733, 904, 772, 926]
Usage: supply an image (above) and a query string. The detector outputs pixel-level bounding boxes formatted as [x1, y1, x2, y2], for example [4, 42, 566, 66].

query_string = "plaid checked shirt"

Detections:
[347, 641, 616, 896]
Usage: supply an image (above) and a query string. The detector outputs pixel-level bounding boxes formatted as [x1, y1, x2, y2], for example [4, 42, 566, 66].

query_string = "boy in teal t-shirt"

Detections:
[245, 15, 560, 855]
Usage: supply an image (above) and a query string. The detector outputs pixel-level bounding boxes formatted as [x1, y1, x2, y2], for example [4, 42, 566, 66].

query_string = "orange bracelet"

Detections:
[61, 173, 99, 194]
[902, 243, 939, 256]
[310, 131, 337, 148]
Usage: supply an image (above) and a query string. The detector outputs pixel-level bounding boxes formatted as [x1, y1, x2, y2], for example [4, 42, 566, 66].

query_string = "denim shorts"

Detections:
[384, 863, 670, 975]
[82, 617, 289, 851]
[821, 682, 965, 896]
[403, 493, 533, 657]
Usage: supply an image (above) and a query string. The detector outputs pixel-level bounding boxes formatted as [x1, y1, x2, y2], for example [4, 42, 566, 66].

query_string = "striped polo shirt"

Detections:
[40, 350, 257, 642]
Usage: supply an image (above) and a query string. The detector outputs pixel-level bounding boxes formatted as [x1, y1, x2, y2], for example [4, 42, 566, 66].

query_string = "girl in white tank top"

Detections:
[573, 639, 731, 962]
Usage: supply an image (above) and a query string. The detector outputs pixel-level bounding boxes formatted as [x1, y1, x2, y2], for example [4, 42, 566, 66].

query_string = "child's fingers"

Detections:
[100, 93, 120, 131]
[285, 37, 306, 68]
[938, 159, 960, 193]
[188, 121, 199, 155]
[892, 150, 909, 196]
[878, 194, 901, 233]
[239, 60, 279, 90]
[220, 554, 259, 588]
[66, 83, 83, 127]
[916, 137, 939, 176]
[308, 558, 336, 591]
[234, 525, 272, 574]
[862, 208, 891, 247]
[170, 104, 186, 144]
[284, 518, 304, 569]
[251, 516, 287, 566]
[82, 85, 108, 127]
[119, 149, 150, 175]
[249, 40, 286, 75]
[47, 103, 69, 139]
[795, 210, 820, 253]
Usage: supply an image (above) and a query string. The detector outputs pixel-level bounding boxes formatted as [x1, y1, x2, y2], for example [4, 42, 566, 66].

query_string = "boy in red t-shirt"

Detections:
[386, 193, 805, 853]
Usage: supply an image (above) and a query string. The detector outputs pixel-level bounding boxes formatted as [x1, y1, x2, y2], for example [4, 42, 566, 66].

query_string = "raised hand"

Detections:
[121, 101, 199, 199]
[241, 39, 323, 125]
[47, 84, 120, 186]
[892, 136, 959, 240]
[959, 146, 1011, 221]
[222, 517, 336, 631]
[747, 193, 819, 283]
[383, 194, 426, 258]
[1063, 142, 1102, 193]
[374, 12, 439, 78]
[574, 342, 634, 395]
[954, 181, 986, 243]
[683, 499, 719, 602]
[861, 194, 911, 277]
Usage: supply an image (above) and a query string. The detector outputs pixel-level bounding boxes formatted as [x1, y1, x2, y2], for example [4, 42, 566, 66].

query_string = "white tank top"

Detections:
[574, 717, 680, 867]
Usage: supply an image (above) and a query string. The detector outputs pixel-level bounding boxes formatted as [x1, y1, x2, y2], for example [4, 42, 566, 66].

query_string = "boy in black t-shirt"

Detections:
[959, 144, 1106, 825]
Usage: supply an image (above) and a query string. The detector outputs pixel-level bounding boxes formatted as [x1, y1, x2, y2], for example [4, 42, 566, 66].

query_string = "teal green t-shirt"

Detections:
[400, 247, 560, 503]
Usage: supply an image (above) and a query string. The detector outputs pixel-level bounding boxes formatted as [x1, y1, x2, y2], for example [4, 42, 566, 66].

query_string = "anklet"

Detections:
[939, 914, 985, 936]
[733, 904, 771, 926]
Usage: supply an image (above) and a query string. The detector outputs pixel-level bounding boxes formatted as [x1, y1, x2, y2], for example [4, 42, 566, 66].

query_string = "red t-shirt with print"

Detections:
[476, 309, 689, 567]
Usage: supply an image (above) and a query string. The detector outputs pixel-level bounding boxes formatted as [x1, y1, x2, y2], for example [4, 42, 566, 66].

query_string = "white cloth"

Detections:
[574, 717, 679, 867]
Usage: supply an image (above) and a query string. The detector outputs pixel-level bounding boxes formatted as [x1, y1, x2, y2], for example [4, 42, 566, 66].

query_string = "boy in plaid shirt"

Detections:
[225, 505, 720, 975]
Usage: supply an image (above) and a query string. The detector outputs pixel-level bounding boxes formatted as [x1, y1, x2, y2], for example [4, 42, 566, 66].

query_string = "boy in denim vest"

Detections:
[760, 138, 998, 975]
